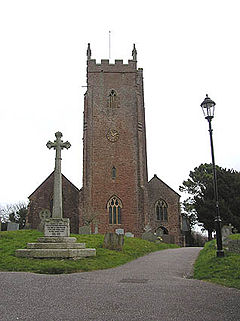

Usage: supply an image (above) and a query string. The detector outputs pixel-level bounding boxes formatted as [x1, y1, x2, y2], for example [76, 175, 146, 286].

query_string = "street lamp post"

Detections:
[201, 94, 224, 257]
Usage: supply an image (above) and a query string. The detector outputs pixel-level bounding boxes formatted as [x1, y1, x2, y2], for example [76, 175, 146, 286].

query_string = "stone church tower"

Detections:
[81, 44, 148, 236]
[27, 44, 183, 244]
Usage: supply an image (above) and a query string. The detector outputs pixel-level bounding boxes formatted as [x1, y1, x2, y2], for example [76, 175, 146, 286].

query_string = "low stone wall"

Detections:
[228, 239, 240, 254]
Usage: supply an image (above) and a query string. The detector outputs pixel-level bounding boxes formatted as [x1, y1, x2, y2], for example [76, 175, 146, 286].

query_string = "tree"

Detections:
[81, 206, 99, 227]
[180, 164, 240, 240]
[181, 198, 198, 230]
[0, 202, 28, 229]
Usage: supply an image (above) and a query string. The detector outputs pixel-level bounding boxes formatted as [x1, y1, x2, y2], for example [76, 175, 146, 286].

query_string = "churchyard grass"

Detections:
[0, 230, 178, 274]
[194, 236, 240, 290]
[228, 233, 240, 240]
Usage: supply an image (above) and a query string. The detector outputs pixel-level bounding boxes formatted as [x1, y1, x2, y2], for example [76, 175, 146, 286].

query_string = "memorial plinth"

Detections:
[44, 218, 70, 237]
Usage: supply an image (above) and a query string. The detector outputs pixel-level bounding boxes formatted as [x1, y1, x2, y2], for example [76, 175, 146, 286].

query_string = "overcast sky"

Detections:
[1, 0, 240, 205]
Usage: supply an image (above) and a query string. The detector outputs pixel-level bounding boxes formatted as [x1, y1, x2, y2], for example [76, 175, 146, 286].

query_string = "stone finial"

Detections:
[87, 43, 91, 60]
[132, 43, 137, 61]
[55, 131, 62, 139]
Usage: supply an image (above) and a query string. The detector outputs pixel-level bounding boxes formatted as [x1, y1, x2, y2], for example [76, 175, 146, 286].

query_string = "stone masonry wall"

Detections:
[82, 57, 148, 237]
[147, 175, 182, 245]
[27, 173, 80, 234]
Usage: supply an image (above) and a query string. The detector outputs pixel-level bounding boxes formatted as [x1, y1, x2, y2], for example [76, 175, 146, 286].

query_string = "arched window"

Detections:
[156, 226, 169, 235]
[107, 196, 122, 224]
[112, 166, 116, 179]
[155, 200, 168, 221]
[108, 89, 118, 108]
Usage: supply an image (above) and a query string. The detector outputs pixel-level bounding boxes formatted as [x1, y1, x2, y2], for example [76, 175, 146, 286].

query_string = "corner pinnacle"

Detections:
[87, 43, 91, 60]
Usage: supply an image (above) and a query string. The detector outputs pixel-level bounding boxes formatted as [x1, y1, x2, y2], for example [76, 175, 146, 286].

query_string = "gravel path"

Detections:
[0, 247, 239, 321]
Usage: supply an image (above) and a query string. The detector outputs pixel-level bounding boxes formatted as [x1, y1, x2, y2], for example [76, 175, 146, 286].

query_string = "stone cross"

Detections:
[47, 132, 71, 218]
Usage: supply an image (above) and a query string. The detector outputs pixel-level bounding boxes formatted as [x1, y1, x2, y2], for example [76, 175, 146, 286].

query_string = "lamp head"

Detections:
[200, 94, 216, 120]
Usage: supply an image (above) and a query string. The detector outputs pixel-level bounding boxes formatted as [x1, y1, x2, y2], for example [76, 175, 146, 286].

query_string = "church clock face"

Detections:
[106, 129, 119, 142]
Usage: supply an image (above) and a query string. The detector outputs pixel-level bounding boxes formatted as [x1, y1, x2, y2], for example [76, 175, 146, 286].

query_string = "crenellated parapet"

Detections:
[87, 59, 137, 73]
[87, 43, 138, 73]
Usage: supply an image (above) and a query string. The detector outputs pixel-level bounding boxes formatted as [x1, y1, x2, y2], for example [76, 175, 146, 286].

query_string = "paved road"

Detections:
[0, 247, 239, 321]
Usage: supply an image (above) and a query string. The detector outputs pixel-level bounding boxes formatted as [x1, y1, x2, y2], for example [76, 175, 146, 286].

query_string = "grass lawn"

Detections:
[0, 230, 178, 274]
[194, 235, 240, 290]
[228, 233, 240, 240]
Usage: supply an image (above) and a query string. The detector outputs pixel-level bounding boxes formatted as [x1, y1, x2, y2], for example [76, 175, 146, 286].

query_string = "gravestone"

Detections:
[16, 132, 96, 259]
[125, 232, 134, 237]
[1, 222, 7, 231]
[7, 222, 19, 231]
[222, 224, 234, 246]
[94, 224, 98, 234]
[115, 228, 124, 235]
[103, 232, 124, 250]
[228, 239, 240, 254]
[38, 209, 51, 232]
[79, 225, 91, 235]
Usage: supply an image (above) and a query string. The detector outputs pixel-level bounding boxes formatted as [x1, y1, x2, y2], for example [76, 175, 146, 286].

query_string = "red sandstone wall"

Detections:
[82, 59, 148, 236]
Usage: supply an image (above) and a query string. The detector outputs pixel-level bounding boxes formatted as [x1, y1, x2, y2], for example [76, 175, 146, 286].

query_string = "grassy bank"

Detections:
[228, 233, 240, 240]
[0, 230, 178, 274]
[194, 236, 240, 290]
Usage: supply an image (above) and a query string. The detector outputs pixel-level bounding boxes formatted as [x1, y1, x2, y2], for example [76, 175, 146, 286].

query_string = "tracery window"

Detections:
[155, 200, 168, 221]
[108, 89, 118, 108]
[107, 196, 122, 224]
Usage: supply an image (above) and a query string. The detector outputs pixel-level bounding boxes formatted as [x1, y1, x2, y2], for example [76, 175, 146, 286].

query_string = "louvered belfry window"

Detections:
[108, 90, 118, 108]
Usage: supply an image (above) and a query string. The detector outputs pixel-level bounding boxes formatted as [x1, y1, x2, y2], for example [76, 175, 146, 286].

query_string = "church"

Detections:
[27, 44, 183, 245]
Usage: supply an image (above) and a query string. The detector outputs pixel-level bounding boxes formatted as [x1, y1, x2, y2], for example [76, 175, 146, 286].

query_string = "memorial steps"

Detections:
[15, 236, 96, 259]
